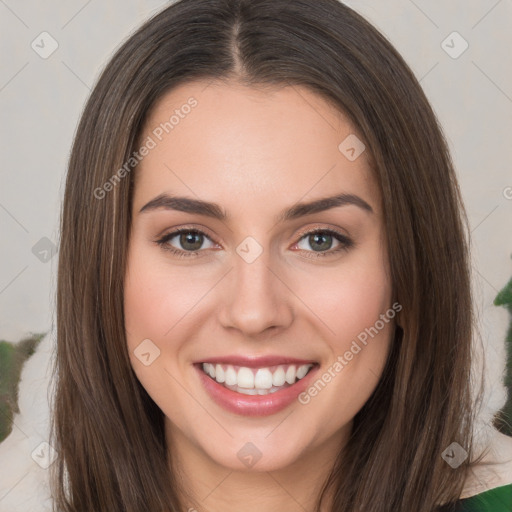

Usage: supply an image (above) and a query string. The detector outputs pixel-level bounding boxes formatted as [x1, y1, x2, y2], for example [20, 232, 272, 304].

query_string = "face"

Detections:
[124, 80, 394, 474]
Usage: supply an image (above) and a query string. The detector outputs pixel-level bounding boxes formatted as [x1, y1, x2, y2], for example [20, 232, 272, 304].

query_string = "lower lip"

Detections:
[195, 364, 319, 417]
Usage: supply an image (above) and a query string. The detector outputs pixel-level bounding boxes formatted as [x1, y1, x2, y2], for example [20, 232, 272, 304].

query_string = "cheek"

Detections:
[123, 250, 199, 420]
[124, 248, 216, 346]
[124, 265, 168, 347]
[291, 243, 392, 349]
[294, 260, 394, 430]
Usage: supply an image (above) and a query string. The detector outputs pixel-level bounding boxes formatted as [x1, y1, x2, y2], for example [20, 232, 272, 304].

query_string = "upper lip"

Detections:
[196, 355, 318, 368]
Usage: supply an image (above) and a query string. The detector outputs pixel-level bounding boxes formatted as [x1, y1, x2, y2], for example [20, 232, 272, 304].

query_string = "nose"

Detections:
[218, 250, 294, 337]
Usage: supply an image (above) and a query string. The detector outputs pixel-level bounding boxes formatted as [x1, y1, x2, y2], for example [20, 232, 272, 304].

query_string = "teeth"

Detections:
[296, 364, 309, 379]
[201, 362, 314, 393]
[254, 368, 273, 389]
[237, 387, 258, 395]
[285, 365, 296, 384]
[215, 364, 225, 383]
[237, 367, 254, 388]
[272, 366, 286, 386]
[225, 365, 237, 386]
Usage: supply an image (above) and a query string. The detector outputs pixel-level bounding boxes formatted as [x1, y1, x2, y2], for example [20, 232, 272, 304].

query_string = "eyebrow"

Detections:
[139, 192, 373, 221]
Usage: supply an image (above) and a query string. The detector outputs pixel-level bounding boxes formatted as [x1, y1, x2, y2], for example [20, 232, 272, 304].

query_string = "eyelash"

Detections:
[155, 226, 354, 260]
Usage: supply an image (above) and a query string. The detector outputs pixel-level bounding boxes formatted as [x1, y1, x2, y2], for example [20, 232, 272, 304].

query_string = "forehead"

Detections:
[133, 80, 379, 216]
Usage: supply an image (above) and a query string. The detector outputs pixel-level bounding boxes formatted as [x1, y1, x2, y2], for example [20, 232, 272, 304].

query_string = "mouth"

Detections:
[198, 362, 317, 396]
[194, 358, 320, 417]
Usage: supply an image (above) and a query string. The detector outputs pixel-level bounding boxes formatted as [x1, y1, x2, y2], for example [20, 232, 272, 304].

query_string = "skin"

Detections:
[124, 80, 394, 512]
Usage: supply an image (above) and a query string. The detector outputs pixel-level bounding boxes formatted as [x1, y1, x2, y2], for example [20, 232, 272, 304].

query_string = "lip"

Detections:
[195, 362, 320, 417]
[197, 355, 317, 368]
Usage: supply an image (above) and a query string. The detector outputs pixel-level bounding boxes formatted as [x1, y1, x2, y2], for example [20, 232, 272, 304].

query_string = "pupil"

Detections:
[180, 232, 203, 251]
[310, 233, 332, 251]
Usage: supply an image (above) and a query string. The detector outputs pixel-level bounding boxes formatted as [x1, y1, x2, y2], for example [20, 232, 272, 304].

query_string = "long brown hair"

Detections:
[51, 0, 486, 510]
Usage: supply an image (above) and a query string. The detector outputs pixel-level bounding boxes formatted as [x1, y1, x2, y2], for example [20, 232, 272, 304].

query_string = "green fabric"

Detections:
[439, 483, 512, 511]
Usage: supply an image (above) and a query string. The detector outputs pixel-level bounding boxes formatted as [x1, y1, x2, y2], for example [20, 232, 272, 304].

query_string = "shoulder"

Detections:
[461, 428, 512, 500]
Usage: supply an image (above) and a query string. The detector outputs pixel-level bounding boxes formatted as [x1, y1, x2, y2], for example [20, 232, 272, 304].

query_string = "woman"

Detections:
[51, 0, 512, 511]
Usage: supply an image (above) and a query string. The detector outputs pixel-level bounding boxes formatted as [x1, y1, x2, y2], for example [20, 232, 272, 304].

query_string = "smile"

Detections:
[201, 362, 315, 396]
[195, 359, 320, 416]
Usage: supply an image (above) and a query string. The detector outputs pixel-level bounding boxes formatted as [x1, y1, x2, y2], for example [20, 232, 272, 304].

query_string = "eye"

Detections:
[155, 227, 354, 259]
[293, 229, 353, 257]
[155, 228, 217, 258]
